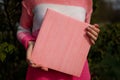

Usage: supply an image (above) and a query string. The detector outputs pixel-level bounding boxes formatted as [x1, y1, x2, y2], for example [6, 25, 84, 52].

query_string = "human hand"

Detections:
[26, 41, 48, 71]
[86, 24, 100, 45]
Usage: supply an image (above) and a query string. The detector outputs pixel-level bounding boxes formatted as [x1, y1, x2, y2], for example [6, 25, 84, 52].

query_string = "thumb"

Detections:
[27, 41, 35, 58]
[27, 45, 33, 59]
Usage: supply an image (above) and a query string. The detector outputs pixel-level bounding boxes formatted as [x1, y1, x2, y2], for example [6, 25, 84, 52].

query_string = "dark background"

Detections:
[0, 0, 120, 80]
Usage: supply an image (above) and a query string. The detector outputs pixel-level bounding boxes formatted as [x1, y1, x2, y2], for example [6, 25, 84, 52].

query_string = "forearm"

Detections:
[17, 25, 35, 49]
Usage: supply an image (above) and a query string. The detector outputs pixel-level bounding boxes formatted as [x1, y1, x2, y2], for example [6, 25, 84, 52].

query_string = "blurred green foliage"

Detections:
[0, 0, 120, 80]
[89, 23, 120, 80]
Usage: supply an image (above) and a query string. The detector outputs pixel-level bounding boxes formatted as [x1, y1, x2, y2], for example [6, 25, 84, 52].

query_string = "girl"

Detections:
[17, 0, 100, 80]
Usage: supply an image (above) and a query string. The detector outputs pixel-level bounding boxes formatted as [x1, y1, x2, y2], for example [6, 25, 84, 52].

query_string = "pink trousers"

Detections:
[26, 60, 91, 80]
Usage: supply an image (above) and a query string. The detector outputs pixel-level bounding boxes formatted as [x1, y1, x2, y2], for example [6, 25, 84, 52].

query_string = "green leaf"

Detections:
[0, 52, 6, 62]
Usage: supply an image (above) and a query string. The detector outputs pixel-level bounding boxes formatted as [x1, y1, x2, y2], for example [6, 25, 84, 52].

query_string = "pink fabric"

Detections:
[17, 0, 93, 80]
[26, 61, 90, 80]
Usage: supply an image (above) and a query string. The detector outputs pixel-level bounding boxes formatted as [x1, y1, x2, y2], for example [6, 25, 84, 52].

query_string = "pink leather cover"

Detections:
[31, 8, 91, 77]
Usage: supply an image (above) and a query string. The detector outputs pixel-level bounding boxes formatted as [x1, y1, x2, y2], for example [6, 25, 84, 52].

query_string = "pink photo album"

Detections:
[31, 8, 91, 77]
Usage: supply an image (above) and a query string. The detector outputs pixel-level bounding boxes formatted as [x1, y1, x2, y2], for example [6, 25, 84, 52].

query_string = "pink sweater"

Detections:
[17, 0, 93, 80]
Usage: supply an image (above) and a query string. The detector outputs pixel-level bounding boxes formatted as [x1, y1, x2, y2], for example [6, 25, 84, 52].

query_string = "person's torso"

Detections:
[30, 1, 87, 37]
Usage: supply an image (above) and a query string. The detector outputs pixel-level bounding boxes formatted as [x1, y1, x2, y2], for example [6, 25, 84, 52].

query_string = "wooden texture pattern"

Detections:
[31, 8, 91, 77]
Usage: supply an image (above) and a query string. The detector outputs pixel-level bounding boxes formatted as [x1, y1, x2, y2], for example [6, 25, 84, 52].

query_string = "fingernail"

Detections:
[89, 26, 93, 29]
[87, 26, 90, 28]
[42, 67, 48, 71]
[94, 24, 99, 27]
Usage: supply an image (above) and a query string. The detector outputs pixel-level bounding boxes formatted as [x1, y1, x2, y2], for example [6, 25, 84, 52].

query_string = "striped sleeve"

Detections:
[17, 1, 35, 49]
